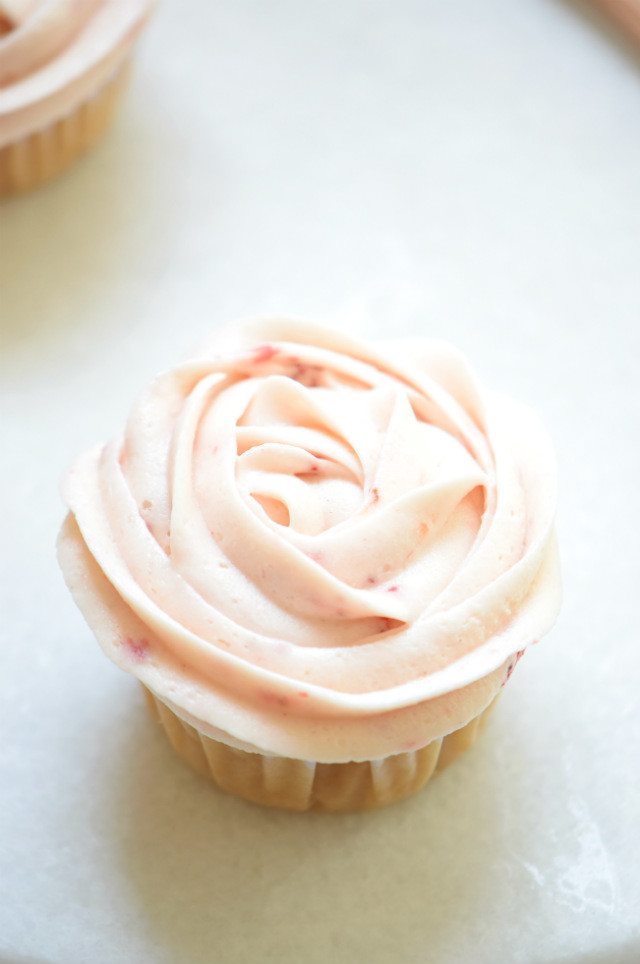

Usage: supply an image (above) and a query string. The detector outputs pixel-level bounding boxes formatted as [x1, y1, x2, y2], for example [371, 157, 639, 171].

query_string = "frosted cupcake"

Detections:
[58, 319, 561, 811]
[0, 0, 154, 197]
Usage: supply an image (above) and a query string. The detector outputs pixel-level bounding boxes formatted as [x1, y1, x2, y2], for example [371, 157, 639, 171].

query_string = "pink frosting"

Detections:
[57, 319, 561, 763]
[0, 0, 154, 146]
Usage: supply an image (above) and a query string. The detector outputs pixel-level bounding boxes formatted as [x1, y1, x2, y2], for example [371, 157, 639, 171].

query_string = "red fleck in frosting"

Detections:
[123, 636, 148, 663]
[57, 319, 561, 762]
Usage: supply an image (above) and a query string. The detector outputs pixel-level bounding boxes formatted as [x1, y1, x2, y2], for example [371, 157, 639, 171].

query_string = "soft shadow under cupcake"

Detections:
[99, 689, 506, 964]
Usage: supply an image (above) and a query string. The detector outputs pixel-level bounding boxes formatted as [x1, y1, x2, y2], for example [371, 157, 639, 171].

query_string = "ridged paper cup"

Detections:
[143, 686, 498, 812]
[0, 59, 130, 198]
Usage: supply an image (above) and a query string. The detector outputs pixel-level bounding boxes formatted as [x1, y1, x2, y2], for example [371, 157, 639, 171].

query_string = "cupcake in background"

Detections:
[0, 0, 155, 197]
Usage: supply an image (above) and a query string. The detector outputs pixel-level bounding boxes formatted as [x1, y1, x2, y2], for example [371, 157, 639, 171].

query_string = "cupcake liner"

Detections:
[143, 686, 498, 812]
[0, 60, 131, 197]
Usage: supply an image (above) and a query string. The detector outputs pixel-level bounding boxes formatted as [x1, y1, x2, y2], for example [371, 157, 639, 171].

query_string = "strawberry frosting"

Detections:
[0, 0, 154, 146]
[57, 319, 561, 763]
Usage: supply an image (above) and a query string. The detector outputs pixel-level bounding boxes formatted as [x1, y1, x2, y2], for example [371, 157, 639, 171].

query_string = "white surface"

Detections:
[1, 1, 639, 962]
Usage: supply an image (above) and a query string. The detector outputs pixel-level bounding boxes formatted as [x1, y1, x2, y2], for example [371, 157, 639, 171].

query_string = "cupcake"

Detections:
[57, 319, 561, 812]
[0, 0, 155, 197]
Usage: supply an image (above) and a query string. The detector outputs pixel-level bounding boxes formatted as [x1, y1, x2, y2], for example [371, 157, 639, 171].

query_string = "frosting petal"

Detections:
[0, 0, 154, 145]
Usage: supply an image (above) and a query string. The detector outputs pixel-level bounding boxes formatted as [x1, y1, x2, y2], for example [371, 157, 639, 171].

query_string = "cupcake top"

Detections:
[0, 0, 154, 146]
[58, 319, 561, 763]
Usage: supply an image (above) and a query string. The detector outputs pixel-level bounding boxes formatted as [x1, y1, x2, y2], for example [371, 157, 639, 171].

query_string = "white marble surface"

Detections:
[1, 1, 639, 962]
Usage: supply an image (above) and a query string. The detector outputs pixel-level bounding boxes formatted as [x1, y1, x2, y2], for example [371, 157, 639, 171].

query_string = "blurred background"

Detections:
[1, 2, 639, 963]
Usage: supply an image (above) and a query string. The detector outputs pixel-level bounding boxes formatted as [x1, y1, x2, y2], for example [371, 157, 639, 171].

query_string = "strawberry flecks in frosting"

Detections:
[251, 346, 326, 387]
[57, 318, 561, 763]
[289, 361, 324, 387]
[378, 617, 399, 633]
[502, 647, 526, 686]
[251, 343, 280, 363]
[122, 636, 149, 663]
[260, 690, 290, 709]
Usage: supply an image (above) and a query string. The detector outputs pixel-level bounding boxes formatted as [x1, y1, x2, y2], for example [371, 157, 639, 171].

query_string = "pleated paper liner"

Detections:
[143, 686, 498, 812]
[0, 60, 131, 198]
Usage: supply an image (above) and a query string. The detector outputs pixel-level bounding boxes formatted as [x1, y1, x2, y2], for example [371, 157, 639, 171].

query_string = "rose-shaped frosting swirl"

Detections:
[58, 319, 561, 762]
[0, 0, 154, 146]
